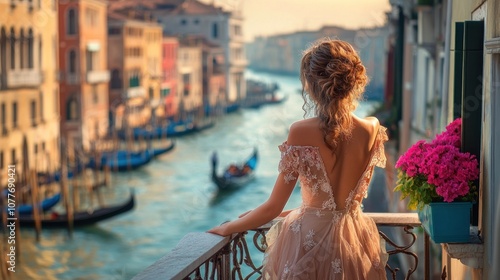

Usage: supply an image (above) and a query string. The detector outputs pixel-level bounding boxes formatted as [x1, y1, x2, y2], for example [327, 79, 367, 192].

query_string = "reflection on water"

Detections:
[13, 69, 380, 279]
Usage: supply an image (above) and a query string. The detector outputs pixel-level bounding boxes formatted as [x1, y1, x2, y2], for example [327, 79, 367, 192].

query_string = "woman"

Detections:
[208, 38, 388, 279]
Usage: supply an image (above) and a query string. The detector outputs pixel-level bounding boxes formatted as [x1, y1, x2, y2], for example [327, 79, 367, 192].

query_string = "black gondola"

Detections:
[15, 191, 135, 228]
[211, 148, 258, 190]
[87, 149, 153, 171]
[151, 140, 176, 157]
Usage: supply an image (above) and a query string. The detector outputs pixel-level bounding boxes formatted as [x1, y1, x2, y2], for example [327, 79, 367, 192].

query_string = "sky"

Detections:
[207, 0, 392, 42]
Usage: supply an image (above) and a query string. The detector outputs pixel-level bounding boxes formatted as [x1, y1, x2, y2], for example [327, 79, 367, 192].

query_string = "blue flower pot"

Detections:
[418, 202, 472, 243]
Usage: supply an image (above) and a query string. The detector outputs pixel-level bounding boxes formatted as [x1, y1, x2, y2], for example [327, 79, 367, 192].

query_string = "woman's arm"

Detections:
[238, 207, 295, 219]
[207, 172, 297, 236]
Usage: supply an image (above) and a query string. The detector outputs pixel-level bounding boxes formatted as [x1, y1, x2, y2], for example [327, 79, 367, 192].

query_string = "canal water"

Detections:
[14, 69, 380, 280]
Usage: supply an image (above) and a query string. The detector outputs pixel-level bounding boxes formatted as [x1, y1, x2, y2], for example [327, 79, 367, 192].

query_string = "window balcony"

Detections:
[87, 70, 110, 84]
[7, 69, 43, 88]
[127, 86, 145, 98]
[134, 212, 435, 280]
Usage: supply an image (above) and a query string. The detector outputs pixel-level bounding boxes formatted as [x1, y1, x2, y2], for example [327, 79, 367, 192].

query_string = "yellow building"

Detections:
[0, 0, 60, 182]
[107, 12, 162, 129]
[177, 43, 203, 118]
[143, 25, 163, 119]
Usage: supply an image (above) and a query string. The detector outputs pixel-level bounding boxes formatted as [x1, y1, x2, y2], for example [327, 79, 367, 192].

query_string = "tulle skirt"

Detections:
[262, 207, 388, 280]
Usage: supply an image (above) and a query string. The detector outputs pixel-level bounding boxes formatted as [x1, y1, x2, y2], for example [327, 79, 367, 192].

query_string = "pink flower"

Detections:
[395, 118, 479, 205]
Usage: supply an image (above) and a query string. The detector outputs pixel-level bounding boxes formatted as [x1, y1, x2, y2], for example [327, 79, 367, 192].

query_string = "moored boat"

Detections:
[211, 148, 258, 190]
[14, 190, 135, 228]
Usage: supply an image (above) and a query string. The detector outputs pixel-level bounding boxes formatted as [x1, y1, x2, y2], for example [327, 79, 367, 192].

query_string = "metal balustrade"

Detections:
[134, 212, 430, 280]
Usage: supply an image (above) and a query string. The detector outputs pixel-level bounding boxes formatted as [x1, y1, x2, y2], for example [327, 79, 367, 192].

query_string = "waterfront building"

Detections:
[148, 0, 246, 108]
[0, 0, 60, 182]
[161, 36, 179, 119]
[245, 25, 389, 101]
[176, 39, 203, 119]
[388, 0, 500, 278]
[58, 0, 110, 152]
[107, 11, 162, 129]
[179, 36, 226, 117]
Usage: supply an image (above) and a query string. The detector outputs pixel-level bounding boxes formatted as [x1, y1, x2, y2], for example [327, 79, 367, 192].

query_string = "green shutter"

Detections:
[453, 22, 464, 119]
[461, 20, 484, 227]
[461, 21, 483, 163]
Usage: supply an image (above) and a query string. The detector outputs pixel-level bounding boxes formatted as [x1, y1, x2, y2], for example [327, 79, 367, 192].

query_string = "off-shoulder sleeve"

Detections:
[278, 142, 300, 184]
[374, 126, 389, 168]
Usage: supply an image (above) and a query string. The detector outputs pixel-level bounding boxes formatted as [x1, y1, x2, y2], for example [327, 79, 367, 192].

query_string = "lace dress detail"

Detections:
[262, 126, 389, 280]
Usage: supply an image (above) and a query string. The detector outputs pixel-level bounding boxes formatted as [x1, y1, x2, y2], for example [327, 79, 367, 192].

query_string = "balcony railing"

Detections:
[7, 69, 43, 88]
[134, 212, 431, 280]
[87, 70, 111, 84]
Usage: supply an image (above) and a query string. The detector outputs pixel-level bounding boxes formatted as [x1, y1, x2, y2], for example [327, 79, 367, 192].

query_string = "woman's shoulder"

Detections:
[353, 115, 380, 132]
[287, 118, 322, 146]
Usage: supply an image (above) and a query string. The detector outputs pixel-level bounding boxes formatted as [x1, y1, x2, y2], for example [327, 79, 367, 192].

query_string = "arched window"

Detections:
[28, 29, 33, 68]
[212, 23, 218, 39]
[69, 49, 76, 73]
[66, 96, 79, 121]
[67, 9, 77, 35]
[10, 28, 15, 70]
[19, 29, 24, 69]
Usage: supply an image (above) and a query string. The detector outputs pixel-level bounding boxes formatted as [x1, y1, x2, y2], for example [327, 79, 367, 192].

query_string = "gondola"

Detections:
[104, 149, 153, 171]
[15, 191, 135, 228]
[37, 161, 85, 185]
[151, 140, 176, 157]
[18, 193, 62, 216]
[211, 148, 258, 190]
[1, 192, 62, 216]
[120, 118, 215, 140]
[87, 149, 153, 171]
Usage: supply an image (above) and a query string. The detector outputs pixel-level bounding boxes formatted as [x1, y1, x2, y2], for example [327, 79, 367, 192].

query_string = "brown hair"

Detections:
[300, 38, 368, 151]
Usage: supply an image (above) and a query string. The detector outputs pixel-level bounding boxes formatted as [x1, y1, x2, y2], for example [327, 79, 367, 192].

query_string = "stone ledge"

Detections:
[443, 238, 484, 269]
[132, 232, 231, 280]
[366, 212, 421, 227]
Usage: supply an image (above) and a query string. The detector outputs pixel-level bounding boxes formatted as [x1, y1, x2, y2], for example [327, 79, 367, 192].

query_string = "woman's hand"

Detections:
[207, 221, 232, 236]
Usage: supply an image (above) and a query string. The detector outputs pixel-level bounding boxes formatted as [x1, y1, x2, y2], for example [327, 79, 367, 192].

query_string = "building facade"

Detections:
[58, 0, 110, 151]
[179, 36, 226, 117]
[154, 0, 246, 106]
[389, 0, 500, 279]
[161, 36, 179, 119]
[107, 13, 162, 129]
[177, 43, 203, 119]
[0, 0, 60, 182]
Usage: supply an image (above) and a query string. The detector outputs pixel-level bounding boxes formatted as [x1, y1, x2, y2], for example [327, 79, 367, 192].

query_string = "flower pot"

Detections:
[418, 202, 472, 243]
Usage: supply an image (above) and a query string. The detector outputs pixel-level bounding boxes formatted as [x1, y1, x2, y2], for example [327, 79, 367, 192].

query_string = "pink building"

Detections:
[58, 0, 110, 151]
[161, 37, 178, 118]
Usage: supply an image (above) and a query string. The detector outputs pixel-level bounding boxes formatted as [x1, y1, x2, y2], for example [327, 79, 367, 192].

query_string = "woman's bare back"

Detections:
[286, 114, 380, 209]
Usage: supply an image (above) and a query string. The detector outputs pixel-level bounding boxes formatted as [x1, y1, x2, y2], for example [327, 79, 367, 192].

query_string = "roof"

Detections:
[108, 0, 181, 11]
[178, 35, 221, 49]
[167, 0, 229, 16]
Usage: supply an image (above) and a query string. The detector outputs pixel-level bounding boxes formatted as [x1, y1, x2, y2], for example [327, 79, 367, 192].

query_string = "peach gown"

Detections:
[262, 126, 389, 280]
